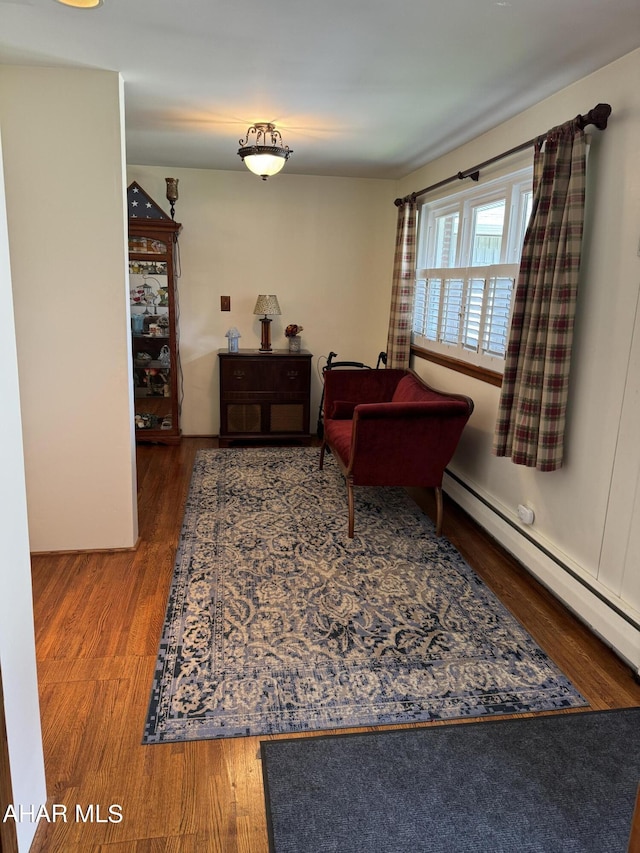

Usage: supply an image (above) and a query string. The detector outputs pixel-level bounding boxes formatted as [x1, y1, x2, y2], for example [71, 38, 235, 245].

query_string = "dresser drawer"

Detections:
[220, 359, 270, 392]
[268, 359, 310, 394]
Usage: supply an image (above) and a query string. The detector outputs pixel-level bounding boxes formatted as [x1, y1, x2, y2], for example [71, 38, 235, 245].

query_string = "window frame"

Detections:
[412, 163, 533, 379]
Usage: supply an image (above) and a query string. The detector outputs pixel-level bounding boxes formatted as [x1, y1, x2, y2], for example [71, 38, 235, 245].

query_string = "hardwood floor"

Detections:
[29, 439, 640, 852]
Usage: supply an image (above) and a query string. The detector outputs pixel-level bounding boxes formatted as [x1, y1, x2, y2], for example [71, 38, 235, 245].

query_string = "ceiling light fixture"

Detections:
[238, 123, 293, 181]
[54, 0, 103, 7]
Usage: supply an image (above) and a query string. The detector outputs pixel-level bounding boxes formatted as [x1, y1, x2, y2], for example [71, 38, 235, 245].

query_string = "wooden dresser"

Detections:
[218, 349, 313, 446]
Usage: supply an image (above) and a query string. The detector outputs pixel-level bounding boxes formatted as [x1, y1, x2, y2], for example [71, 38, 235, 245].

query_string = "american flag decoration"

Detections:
[127, 182, 171, 220]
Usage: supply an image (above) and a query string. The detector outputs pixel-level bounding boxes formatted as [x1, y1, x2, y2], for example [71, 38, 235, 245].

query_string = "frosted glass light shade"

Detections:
[243, 153, 287, 180]
[55, 0, 103, 7]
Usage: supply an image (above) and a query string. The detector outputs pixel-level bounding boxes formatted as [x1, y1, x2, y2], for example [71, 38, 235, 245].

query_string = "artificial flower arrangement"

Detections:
[285, 324, 304, 337]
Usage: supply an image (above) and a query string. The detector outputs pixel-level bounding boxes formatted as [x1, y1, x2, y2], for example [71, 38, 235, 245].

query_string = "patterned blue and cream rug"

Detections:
[143, 447, 586, 743]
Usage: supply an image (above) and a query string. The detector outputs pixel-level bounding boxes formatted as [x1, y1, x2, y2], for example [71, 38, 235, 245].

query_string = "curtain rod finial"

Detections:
[394, 194, 417, 207]
[578, 103, 611, 131]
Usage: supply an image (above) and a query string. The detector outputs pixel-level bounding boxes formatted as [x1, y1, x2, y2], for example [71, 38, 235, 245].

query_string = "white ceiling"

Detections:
[1, 0, 639, 179]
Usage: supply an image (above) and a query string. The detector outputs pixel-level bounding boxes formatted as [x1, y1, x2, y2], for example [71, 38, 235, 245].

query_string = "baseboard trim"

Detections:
[182, 434, 218, 439]
[31, 537, 141, 557]
[443, 468, 640, 674]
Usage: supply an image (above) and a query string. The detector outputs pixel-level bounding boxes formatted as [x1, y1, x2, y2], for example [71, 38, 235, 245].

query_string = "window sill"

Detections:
[411, 344, 503, 387]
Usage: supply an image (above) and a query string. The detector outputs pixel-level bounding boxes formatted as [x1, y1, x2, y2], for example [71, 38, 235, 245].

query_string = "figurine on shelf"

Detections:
[225, 327, 241, 353]
[145, 368, 169, 396]
[159, 345, 170, 367]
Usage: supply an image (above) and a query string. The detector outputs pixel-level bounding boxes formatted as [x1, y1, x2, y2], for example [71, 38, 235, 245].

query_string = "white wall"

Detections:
[399, 48, 640, 670]
[0, 130, 47, 853]
[0, 67, 138, 552]
[126, 166, 397, 436]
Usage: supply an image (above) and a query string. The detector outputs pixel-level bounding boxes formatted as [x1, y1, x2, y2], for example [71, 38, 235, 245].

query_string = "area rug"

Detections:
[142, 447, 586, 743]
[261, 707, 640, 853]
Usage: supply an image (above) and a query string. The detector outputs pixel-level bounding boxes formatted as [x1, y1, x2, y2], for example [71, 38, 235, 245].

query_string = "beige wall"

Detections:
[126, 166, 397, 436]
[0, 67, 138, 552]
[400, 48, 640, 669]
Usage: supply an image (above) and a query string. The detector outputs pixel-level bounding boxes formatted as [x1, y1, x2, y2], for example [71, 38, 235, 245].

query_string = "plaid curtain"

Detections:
[386, 198, 417, 369]
[493, 119, 586, 471]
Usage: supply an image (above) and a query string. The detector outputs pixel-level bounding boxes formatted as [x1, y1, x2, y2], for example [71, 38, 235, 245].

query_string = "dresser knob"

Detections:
[233, 370, 246, 380]
[287, 370, 299, 380]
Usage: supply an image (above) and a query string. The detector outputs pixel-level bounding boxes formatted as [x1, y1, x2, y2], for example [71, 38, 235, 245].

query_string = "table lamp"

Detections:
[253, 294, 281, 352]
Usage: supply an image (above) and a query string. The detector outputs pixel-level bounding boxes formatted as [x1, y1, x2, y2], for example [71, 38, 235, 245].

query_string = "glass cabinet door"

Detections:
[128, 220, 181, 443]
[130, 255, 173, 431]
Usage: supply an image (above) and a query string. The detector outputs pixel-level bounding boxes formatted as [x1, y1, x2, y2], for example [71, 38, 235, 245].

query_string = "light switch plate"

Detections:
[221, 296, 231, 311]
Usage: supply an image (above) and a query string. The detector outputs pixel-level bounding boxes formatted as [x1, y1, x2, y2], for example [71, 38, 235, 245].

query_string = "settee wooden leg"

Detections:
[319, 441, 326, 469]
[435, 486, 443, 536]
[347, 479, 355, 538]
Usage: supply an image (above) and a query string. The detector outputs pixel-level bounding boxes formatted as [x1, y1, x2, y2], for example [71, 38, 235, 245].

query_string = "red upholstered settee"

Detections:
[319, 368, 474, 538]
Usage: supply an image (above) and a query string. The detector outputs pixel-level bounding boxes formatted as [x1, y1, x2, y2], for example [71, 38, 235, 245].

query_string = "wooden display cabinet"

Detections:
[128, 183, 182, 444]
[218, 349, 313, 446]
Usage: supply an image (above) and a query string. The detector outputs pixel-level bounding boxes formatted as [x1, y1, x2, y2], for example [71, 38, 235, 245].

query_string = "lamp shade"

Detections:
[253, 294, 281, 316]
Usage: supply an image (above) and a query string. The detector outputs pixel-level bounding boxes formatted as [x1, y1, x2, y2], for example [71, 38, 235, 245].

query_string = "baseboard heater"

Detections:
[444, 468, 640, 635]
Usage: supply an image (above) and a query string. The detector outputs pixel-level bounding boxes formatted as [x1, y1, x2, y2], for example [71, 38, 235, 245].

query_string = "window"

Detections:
[412, 166, 533, 373]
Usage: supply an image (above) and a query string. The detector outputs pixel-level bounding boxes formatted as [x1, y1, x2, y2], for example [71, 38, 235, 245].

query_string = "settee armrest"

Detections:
[346, 399, 473, 486]
[353, 400, 471, 420]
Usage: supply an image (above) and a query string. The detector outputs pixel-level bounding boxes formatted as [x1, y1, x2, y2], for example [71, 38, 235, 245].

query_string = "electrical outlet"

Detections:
[517, 504, 535, 525]
[221, 296, 231, 311]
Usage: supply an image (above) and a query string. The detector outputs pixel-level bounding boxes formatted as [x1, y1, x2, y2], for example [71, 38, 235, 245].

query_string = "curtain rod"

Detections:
[394, 102, 611, 207]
